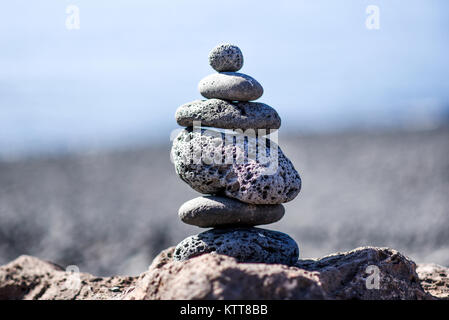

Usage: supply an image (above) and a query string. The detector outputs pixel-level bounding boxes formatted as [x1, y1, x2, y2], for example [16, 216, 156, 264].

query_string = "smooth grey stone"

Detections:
[173, 227, 299, 265]
[175, 99, 281, 130]
[208, 43, 244, 72]
[179, 196, 285, 228]
[198, 72, 263, 102]
[171, 128, 301, 204]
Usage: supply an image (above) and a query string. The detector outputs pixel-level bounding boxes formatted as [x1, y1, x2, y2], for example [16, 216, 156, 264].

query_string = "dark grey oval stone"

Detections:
[179, 196, 285, 228]
[173, 227, 299, 265]
[175, 99, 281, 130]
[208, 43, 244, 72]
[198, 72, 263, 102]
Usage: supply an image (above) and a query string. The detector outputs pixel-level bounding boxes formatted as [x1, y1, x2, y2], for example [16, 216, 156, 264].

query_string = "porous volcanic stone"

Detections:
[171, 128, 301, 204]
[198, 72, 263, 101]
[173, 227, 299, 265]
[179, 196, 285, 228]
[209, 43, 244, 72]
[175, 99, 281, 130]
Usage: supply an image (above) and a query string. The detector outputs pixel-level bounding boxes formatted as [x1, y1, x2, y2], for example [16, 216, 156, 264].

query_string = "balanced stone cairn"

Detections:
[171, 44, 302, 265]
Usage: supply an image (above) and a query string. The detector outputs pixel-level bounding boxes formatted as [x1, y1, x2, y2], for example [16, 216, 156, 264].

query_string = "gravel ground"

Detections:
[1, 127, 448, 276]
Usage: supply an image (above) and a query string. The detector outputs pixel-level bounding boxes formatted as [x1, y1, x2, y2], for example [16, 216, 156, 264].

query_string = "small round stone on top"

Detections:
[209, 43, 244, 72]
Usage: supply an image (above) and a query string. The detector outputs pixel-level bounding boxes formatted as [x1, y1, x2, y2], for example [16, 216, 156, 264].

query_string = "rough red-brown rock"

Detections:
[125, 247, 325, 300]
[296, 247, 431, 299]
[0, 246, 447, 300]
[0, 255, 136, 300]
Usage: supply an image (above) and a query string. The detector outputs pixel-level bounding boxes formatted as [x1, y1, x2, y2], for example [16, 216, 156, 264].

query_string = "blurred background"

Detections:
[0, 0, 448, 276]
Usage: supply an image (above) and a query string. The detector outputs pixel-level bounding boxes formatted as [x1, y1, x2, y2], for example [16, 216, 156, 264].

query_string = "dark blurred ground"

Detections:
[1, 126, 448, 276]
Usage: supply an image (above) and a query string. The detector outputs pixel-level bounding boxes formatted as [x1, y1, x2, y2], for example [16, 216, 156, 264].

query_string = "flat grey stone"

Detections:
[198, 72, 263, 102]
[208, 43, 244, 72]
[171, 128, 301, 204]
[175, 99, 281, 130]
[173, 227, 299, 265]
[179, 196, 285, 228]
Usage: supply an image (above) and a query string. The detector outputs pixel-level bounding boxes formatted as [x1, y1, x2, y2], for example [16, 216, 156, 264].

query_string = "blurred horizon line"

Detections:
[2, 112, 448, 162]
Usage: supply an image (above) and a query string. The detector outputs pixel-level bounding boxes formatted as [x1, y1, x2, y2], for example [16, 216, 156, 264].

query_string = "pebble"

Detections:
[208, 43, 244, 72]
[175, 99, 281, 130]
[173, 227, 299, 265]
[171, 128, 301, 204]
[179, 196, 285, 228]
[198, 72, 263, 102]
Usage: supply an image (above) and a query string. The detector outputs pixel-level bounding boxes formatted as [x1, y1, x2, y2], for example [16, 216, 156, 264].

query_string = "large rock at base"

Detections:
[171, 128, 301, 204]
[126, 246, 437, 300]
[128, 247, 324, 300]
[1, 247, 446, 300]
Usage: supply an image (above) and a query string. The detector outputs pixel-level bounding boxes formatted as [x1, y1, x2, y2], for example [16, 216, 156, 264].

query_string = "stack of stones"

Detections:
[171, 44, 302, 265]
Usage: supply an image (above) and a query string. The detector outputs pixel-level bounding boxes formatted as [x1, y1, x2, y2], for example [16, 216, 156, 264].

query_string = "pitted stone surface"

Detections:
[171, 128, 301, 204]
[1, 248, 436, 300]
[198, 72, 263, 101]
[208, 44, 244, 72]
[173, 227, 299, 265]
[175, 99, 281, 130]
[179, 196, 285, 228]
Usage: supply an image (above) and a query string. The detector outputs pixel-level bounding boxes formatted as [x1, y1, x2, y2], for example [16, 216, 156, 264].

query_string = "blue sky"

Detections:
[1, 0, 448, 156]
